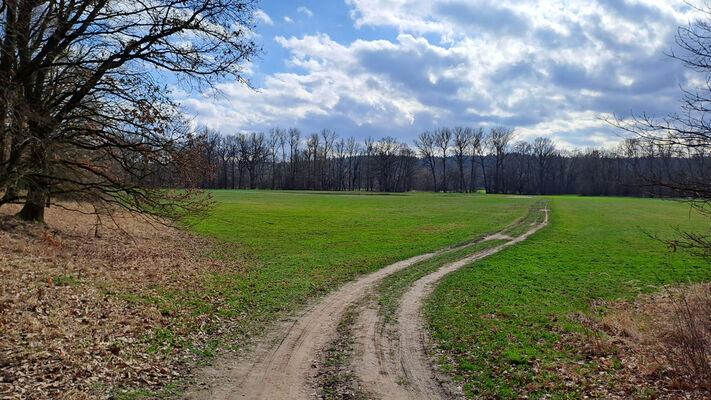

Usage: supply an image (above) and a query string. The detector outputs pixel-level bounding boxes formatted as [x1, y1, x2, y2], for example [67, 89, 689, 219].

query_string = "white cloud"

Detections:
[179, 1, 707, 147]
[515, 111, 622, 149]
[254, 9, 273, 25]
[297, 6, 313, 17]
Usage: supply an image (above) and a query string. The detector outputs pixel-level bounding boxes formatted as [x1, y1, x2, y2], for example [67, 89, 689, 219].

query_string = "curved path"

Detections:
[190, 208, 549, 400]
[353, 208, 549, 399]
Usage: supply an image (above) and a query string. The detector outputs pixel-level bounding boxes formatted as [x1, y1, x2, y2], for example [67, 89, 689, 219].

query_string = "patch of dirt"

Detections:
[189, 244, 459, 400]
[561, 283, 711, 399]
[482, 233, 514, 241]
[0, 204, 242, 399]
[314, 306, 373, 400]
[191, 207, 550, 400]
[351, 209, 549, 400]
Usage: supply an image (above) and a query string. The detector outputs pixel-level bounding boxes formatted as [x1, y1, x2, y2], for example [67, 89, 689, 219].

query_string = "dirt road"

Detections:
[190, 208, 549, 400]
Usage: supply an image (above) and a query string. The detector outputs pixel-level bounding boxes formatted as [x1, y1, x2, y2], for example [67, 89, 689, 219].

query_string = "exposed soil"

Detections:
[189, 246, 463, 399]
[191, 209, 549, 400]
[315, 306, 372, 400]
[352, 209, 548, 400]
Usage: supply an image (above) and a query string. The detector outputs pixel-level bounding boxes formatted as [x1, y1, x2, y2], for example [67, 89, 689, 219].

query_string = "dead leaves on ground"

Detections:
[0, 205, 242, 399]
[559, 285, 711, 399]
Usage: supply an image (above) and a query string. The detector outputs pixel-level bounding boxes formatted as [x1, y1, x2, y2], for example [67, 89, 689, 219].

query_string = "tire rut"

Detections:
[191, 246, 480, 399]
[189, 207, 549, 400]
[352, 208, 549, 399]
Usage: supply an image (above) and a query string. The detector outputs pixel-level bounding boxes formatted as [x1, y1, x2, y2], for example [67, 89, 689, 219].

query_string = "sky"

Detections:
[176, 0, 705, 149]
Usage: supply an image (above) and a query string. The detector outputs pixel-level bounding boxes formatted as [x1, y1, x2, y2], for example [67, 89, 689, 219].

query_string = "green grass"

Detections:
[111, 383, 183, 399]
[376, 201, 548, 326]
[173, 191, 534, 341]
[376, 238, 509, 326]
[425, 196, 710, 399]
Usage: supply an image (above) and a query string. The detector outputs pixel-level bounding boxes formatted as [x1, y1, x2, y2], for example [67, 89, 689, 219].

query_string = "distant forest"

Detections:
[157, 126, 710, 197]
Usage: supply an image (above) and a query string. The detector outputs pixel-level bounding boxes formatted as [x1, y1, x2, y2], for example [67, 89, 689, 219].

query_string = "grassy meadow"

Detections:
[5, 190, 709, 398]
[425, 196, 710, 399]
[183, 191, 533, 338]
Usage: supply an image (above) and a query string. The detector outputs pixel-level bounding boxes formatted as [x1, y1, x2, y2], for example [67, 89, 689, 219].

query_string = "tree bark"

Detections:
[16, 187, 46, 223]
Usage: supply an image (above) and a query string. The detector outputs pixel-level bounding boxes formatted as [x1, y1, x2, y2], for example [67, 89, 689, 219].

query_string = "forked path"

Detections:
[353, 208, 549, 399]
[190, 208, 549, 400]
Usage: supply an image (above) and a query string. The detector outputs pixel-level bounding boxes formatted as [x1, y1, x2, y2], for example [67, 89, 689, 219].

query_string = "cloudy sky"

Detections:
[177, 0, 705, 149]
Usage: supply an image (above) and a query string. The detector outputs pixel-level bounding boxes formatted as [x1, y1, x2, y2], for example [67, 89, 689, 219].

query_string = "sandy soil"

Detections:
[190, 209, 549, 400]
[352, 209, 548, 399]
[190, 251, 457, 400]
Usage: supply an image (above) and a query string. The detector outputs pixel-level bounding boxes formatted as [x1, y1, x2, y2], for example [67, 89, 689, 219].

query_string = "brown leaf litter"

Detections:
[0, 203, 243, 399]
[559, 284, 711, 399]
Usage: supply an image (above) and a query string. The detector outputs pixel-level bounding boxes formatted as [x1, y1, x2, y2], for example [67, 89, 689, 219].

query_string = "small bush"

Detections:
[664, 284, 711, 390]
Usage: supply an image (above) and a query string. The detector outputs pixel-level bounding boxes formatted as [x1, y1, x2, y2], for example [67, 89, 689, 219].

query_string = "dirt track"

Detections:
[354, 209, 549, 399]
[190, 208, 549, 400]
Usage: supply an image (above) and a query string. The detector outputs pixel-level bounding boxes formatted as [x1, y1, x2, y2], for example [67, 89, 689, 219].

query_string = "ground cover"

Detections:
[425, 196, 710, 399]
[187, 191, 533, 339]
[0, 191, 531, 398]
[313, 201, 548, 399]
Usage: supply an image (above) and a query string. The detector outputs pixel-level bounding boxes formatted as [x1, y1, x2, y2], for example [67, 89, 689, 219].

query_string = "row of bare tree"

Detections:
[184, 128, 418, 193]
[184, 126, 710, 197]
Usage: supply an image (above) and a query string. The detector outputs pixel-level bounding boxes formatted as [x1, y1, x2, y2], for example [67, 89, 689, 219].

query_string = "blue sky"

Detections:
[177, 0, 704, 149]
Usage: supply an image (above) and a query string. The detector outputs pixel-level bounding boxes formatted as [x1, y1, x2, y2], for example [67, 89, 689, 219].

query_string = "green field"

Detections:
[137, 191, 709, 398]
[185, 191, 532, 339]
[425, 196, 710, 399]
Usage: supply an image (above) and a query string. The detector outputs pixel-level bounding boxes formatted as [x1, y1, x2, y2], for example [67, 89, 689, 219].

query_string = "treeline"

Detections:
[181, 126, 710, 197]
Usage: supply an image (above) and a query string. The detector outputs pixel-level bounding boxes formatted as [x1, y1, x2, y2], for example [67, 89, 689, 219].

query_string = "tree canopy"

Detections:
[0, 0, 259, 223]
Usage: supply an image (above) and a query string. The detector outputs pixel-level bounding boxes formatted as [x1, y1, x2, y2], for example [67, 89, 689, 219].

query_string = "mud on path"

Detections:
[189, 207, 549, 400]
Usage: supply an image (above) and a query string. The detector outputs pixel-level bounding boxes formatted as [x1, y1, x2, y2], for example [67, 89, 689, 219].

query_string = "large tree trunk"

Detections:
[16, 188, 46, 223]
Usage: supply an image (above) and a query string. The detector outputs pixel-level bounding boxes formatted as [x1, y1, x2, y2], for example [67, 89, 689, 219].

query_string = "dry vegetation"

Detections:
[564, 284, 711, 399]
[0, 204, 242, 399]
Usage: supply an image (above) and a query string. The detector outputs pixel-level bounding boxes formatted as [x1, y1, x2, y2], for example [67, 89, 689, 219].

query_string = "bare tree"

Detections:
[277, 129, 287, 189]
[532, 137, 556, 194]
[415, 130, 438, 192]
[268, 129, 283, 189]
[306, 133, 320, 190]
[452, 127, 472, 192]
[240, 133, 268, 189]
[364, 137, 374, 191]
[346, 137, 360, 191]
[216, 136, 230, 189]
[0, 0, 259, 223]
[469, 127, 484, 192]
[288, 128, 301, 189]
[434, 128, 452, 192]
[320, 129, 337, 189]
[188, 124, 711, 200]
[226, 135, 239, 190]
[335, 138, 346, 191]
[488, 127, 515, 193]
[510, 141, 532, 194]
[610, 6, 711, 258]
[198, 127, 221, 190]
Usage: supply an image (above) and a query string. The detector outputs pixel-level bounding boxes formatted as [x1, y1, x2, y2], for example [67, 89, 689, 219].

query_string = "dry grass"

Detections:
[562, 284, 711, 399]
[0, 204, 242, 399]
